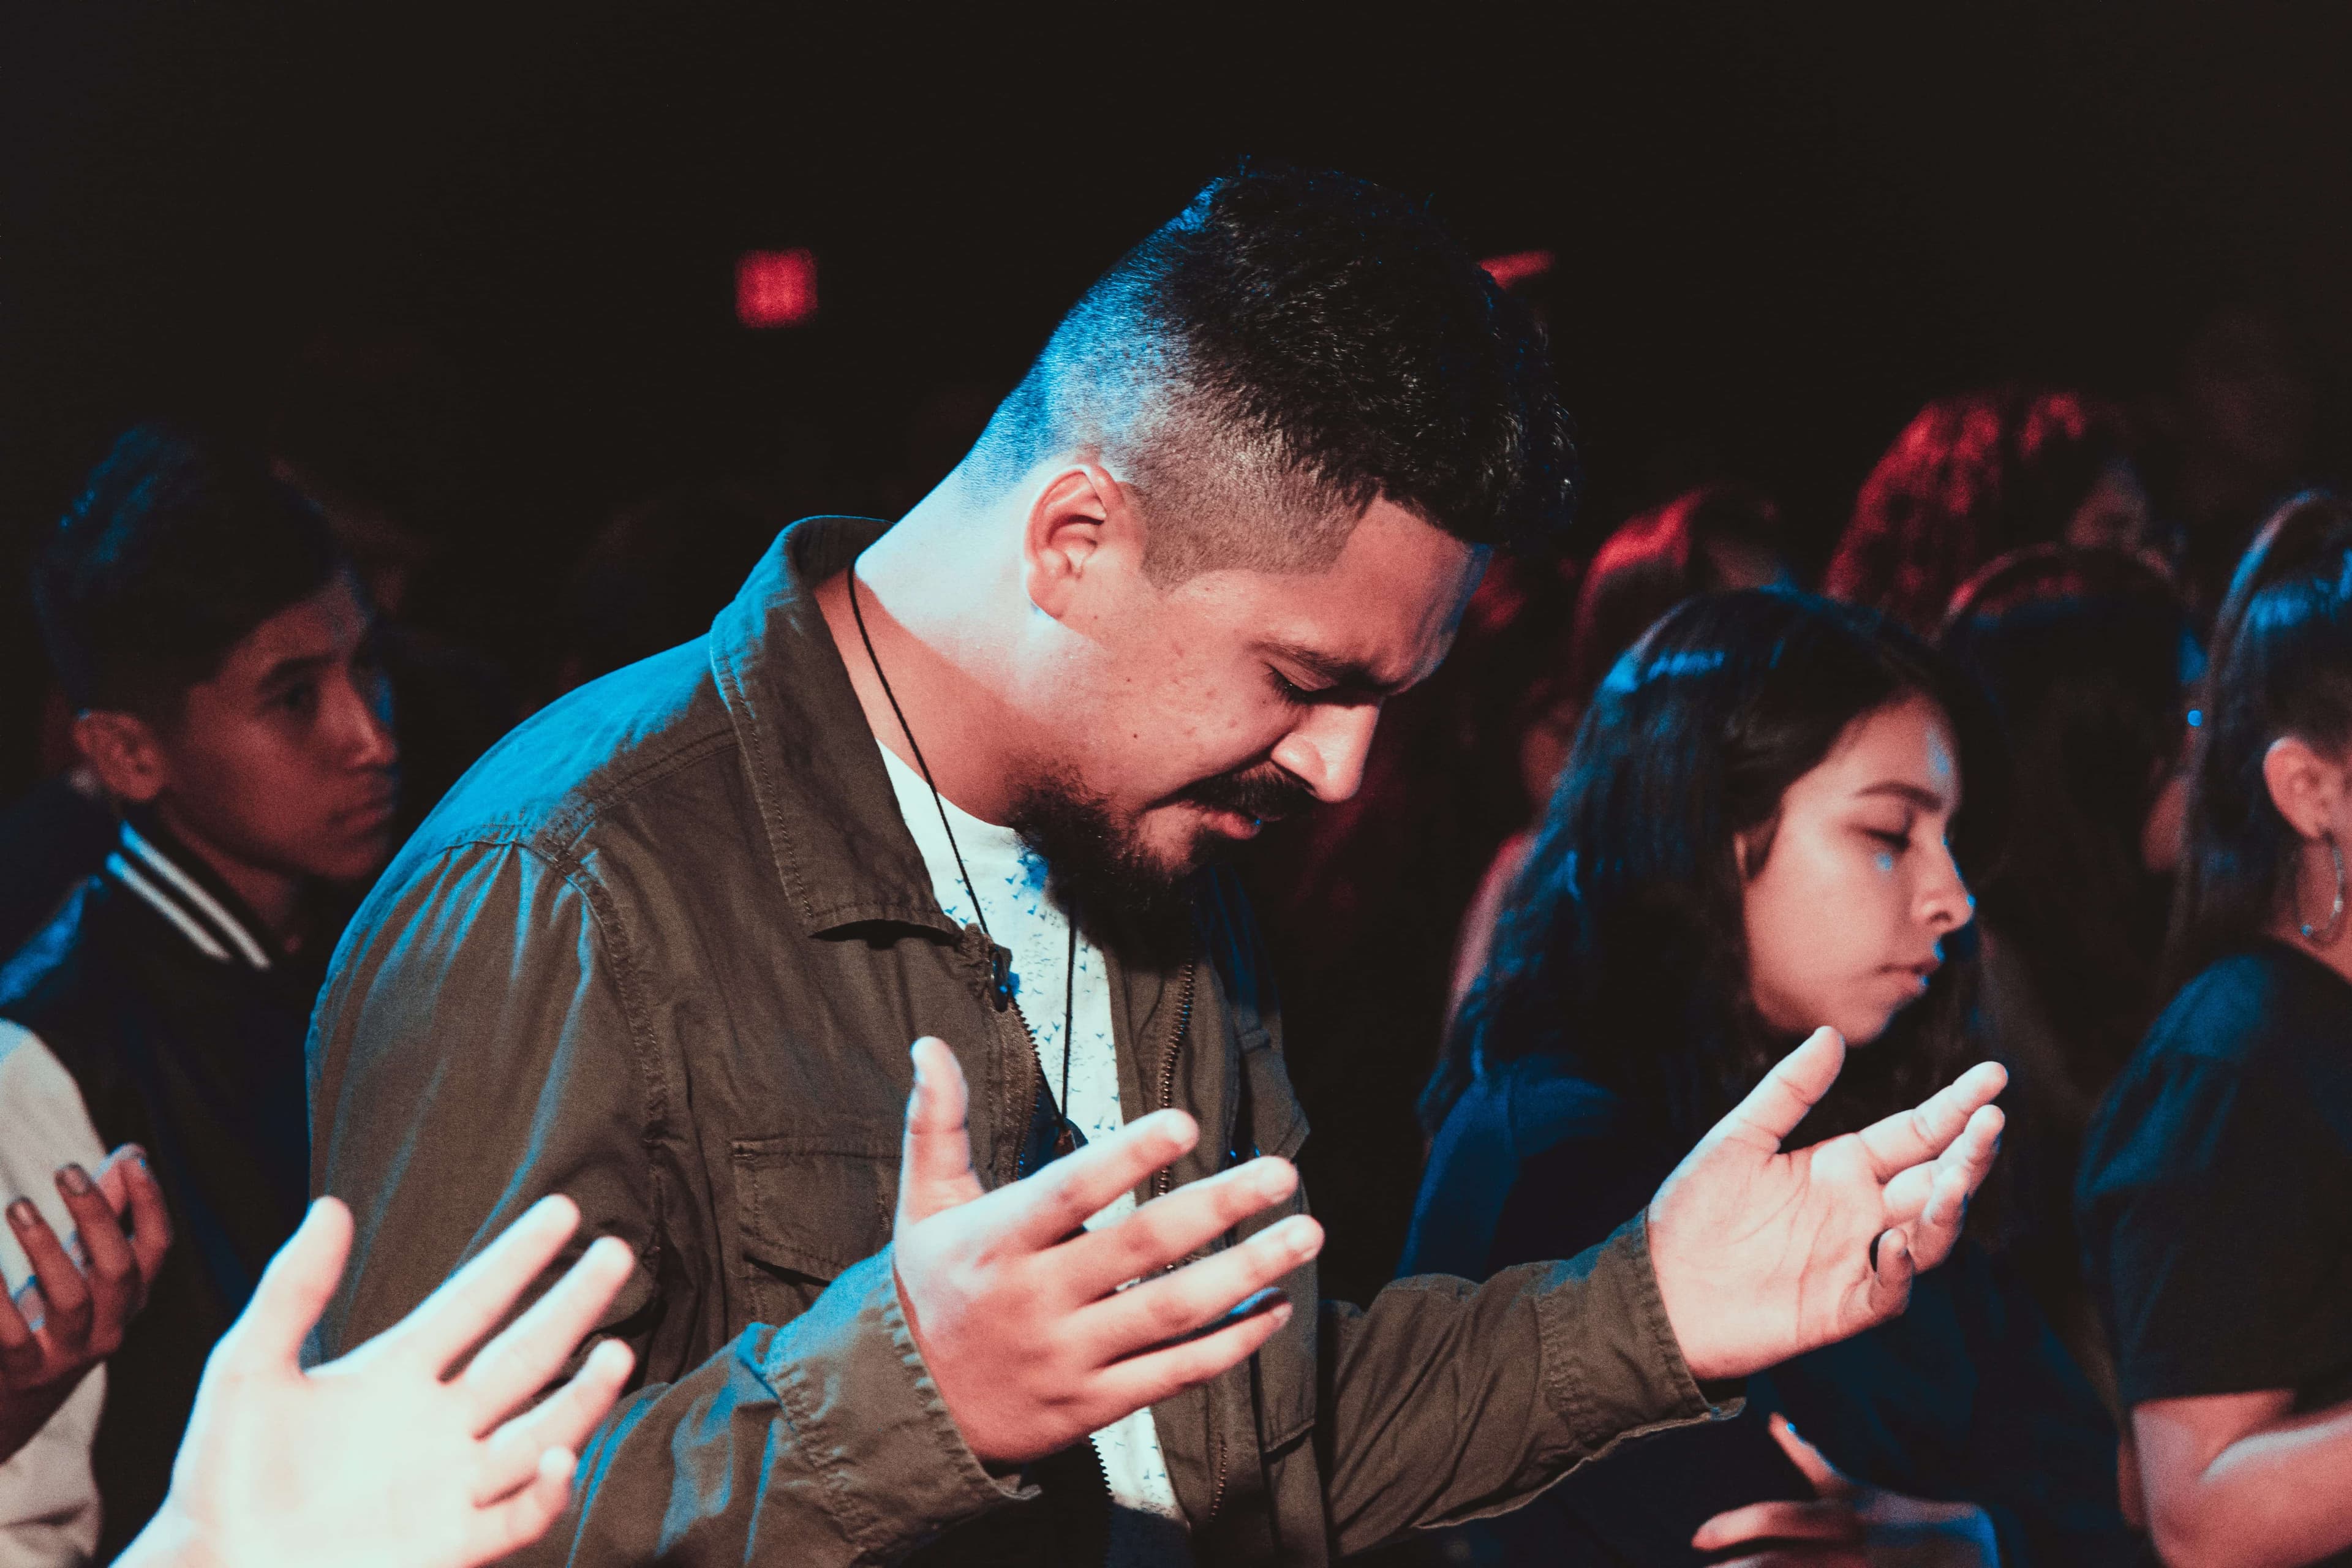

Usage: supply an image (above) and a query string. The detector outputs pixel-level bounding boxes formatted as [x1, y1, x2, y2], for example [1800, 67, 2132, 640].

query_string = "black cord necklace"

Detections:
[846, 551, 1079, 1139]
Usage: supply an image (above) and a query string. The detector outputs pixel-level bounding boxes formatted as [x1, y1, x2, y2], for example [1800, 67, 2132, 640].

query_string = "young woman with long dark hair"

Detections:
[2079, 494, 2352, 1568]
[1407, 590, 2141, 1566]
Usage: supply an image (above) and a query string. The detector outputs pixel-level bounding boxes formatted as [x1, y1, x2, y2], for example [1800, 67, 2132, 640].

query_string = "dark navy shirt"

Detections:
[2080, 942, 2352, 1415]
[1403, 1055, 2146, 1567]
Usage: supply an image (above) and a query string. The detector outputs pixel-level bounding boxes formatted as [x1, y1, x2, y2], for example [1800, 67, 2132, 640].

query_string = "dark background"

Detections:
[5, 1, 2350, 1298]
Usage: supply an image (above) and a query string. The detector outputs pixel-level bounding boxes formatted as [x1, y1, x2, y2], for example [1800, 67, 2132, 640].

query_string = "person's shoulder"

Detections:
[1430, 1056, 1634, 1168]
[391, 639, 735, 876]
[0, 1020, 106, 1215]
[2139, 944, 2347, 1076]
[0, 876, 108, 1020]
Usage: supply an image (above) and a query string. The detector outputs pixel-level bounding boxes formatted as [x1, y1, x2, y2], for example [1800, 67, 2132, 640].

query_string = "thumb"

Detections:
[1770, 1412, 1859, 1500]
[216, 1197, 352, 1376]
[897, 1037, 986, 1227]
[1718, 1027, 1845, 1151]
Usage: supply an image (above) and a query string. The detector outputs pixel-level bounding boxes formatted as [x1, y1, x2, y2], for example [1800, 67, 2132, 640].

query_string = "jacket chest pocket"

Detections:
[731, 1126, 900, 1325]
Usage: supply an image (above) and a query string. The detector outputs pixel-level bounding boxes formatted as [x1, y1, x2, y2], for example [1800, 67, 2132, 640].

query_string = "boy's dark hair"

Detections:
[34, 424, 347, 722]
[968, 162, 1577, 580]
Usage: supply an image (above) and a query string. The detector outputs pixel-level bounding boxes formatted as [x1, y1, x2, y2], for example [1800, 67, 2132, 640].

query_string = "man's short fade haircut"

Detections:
[34, 423, 348, 722]
[968, 162, 1579, 582]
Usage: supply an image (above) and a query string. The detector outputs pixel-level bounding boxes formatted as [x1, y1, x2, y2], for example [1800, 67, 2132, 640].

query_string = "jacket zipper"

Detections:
[1150, 962, 1199, 1199]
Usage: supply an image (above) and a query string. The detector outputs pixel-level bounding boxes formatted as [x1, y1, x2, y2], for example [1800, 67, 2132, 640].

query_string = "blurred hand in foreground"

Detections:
[116, 1193, 636, 1568]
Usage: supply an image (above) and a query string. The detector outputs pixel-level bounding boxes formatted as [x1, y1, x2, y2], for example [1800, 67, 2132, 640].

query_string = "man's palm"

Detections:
[1648, 1028, 2006, 1381]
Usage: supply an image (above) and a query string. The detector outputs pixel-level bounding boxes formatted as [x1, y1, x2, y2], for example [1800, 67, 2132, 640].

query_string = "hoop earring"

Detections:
[2301, 834, 2348, 947]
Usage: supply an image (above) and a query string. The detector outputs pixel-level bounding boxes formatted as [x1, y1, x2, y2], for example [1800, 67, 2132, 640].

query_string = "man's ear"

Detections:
[2263, 734, 2346, 841]
[1022, 464, 1136, 621]
[74, 709, 170, 805]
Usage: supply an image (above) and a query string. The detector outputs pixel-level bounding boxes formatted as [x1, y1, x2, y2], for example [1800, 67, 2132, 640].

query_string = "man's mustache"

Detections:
[1170, 765, 1317, 826]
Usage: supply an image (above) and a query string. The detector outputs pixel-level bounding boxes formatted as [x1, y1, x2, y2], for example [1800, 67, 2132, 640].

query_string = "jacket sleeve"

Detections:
[308, 837, 1019, 1566]
[1318, 1215, 1725, 1554]
[1202, 870, 1725, 1556]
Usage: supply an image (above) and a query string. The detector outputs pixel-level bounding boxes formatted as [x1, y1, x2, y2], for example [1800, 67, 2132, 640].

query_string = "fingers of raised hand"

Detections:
[1853, 1061, 2006, 1182]
[1001, 1110, 1197, 1254]
[390, 1196, 581, 1376]
[7, 1200, 91, 1352]
[463, 1446, 578, 1567]
[1768, 1412, 1859, 1499]
[1088, 1290, 1294, 1419]
[472, 1337, 633, 1503]
[1861, 1227, 1915, 1324]
[1077, 1213, 1318, 1362]
[1907, 1104, 2003, 1270]
[1692, 1496, 1864, 1552]
[1722, 1028, 1845, 1150]
[93, 1147, 172, 1288]
[0, 1287, 43, 1385]
[459, 1236, 635, 1430]
[1066, 1157, 1295, 1299]
[898, 1038, 984, 1226]
[216, 1196, 353, 1378]
[52, 1167, 139, 1347]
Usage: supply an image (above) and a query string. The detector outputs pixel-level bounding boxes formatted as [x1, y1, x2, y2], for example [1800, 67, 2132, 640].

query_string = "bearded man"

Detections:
[307, 165, 2005, 1566]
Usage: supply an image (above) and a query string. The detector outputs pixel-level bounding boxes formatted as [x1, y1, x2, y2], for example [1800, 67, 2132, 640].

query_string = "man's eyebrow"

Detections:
[1856, 780, 1951, 813]
[1263, 640, 1408, 696]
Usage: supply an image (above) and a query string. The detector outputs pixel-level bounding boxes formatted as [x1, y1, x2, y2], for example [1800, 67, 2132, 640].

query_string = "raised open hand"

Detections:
[1692, 1413, 1999, 1566]
[892, 1036, 1314, 1465]
[115, 1194, 636, 1568]
[0, 1144, 172, 1463]
[1648, 1027, 2006, 1380]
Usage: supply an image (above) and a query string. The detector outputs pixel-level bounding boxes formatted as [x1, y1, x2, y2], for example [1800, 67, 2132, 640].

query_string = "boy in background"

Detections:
[0, 426, 398, 1558]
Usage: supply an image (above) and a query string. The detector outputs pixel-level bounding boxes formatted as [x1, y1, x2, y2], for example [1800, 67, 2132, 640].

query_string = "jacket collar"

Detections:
[103, 815, 277, 970]
[709, 516, 964, 940]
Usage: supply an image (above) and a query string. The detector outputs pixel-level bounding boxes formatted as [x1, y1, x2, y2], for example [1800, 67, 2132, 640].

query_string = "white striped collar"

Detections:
[105, 822, 274, 971]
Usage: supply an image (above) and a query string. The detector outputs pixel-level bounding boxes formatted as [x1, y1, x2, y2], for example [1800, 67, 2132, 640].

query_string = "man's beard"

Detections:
[1009, 762, 1316, 963]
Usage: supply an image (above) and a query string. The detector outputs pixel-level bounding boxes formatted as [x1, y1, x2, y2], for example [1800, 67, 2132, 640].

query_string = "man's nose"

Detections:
[1268, 703, 1382, 804]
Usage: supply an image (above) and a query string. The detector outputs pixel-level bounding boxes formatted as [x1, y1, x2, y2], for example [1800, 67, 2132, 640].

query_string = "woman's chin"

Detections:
[1833, 1008, 1899, 1049]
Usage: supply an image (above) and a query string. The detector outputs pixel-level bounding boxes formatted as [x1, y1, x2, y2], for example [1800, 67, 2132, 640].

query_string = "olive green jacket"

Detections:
[306, 516, 1720, 1566]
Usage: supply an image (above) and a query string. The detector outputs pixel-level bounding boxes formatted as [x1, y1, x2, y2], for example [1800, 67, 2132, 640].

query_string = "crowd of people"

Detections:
[0, 161, 2342, 1568]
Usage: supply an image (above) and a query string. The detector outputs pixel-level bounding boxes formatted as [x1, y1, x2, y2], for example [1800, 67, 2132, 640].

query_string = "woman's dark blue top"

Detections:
[1400, 1055, 2146, 1566]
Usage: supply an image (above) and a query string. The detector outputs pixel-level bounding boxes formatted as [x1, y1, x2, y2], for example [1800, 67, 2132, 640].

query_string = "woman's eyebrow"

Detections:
[1855, 780, 1949, 813]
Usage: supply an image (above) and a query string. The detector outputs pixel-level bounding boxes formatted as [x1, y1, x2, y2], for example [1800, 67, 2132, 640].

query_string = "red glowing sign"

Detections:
[1480, 249, 1556, 291]
[736, 249, 819, 328]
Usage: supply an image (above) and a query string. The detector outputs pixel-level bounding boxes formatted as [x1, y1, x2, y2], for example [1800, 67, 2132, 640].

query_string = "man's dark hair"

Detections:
[968, 162, 1577, 580]
[34, 424, 347, 721]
